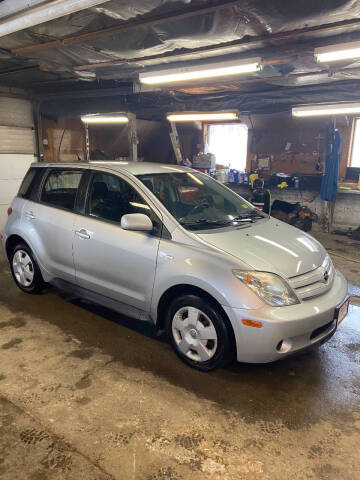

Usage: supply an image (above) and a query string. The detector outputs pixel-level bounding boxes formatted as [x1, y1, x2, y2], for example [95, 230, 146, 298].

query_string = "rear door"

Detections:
[23, 168, 85, 283]
[73, 170, 161, 313]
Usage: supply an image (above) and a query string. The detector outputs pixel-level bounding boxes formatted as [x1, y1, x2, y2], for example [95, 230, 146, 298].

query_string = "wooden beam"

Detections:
[11, 10, 360, 63]
[0, 65, 38, 76]
[74, 51, 298, 72]
[11, 0, 243, 55]
[34, 66, 360, 100]
[0, 91, 28, 99]
[172, 67, 360, 94]
[36, 86, 133, 100]
[69, 23, 360, 73]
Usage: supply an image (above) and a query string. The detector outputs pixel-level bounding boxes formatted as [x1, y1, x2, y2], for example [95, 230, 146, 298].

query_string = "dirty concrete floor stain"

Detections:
[0, 233, 359, 480]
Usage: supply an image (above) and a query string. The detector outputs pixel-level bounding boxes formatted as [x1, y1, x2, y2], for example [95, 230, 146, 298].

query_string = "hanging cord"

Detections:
[57, 128, 66, 162]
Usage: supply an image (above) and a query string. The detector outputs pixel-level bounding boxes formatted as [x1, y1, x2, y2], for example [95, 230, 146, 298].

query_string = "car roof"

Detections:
[31, 161, 192, 175]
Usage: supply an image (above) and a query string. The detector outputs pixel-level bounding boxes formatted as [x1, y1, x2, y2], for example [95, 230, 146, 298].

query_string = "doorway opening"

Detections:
[351, 117, 360, 167]
[207, 123, 248, 170]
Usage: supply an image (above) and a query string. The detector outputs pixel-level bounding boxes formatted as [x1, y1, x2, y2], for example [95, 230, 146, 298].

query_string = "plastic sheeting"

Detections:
[39, 77, 360, 118]
[2, 0, 360, 80]
[2, 0, 360, 114]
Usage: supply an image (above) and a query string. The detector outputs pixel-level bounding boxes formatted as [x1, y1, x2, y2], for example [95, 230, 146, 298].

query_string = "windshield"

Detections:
[136, 171, 265, 231]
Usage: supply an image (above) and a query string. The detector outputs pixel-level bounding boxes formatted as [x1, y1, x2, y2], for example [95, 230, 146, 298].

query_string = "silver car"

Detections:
[1, 162, 349, 371]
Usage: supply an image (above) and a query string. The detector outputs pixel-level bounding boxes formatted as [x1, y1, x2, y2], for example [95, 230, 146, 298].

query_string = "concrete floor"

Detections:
[0, 232, 359, 480]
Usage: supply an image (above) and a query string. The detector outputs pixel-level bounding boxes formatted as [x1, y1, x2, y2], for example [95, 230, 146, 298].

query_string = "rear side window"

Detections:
[18, 168, 37, 199]
[41, 169, 83, 211]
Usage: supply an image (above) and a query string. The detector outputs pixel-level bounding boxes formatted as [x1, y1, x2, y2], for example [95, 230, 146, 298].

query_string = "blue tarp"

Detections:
[320, 127, 341, 202]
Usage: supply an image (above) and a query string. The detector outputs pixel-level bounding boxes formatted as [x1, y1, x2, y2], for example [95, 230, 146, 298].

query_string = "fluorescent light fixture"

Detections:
[315, 41, 360, 63]
[139, 58, 261, 85]
[81, 114, 129, 124]
[292, 102, 360, 117]
[167, 112, 238, 122]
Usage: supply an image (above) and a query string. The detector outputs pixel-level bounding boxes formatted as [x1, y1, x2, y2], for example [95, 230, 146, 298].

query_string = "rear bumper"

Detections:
[224, 270, 348, 363]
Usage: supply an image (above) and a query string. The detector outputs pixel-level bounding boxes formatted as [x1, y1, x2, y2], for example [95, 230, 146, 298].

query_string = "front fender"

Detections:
[151, 238, 264, 321]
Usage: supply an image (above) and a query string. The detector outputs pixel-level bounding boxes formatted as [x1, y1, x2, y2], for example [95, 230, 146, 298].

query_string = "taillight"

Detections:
[7, 207, 12, 216]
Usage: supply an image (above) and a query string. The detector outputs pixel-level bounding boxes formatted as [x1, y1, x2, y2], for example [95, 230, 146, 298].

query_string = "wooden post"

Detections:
[328, 201, 335, 233]
[127, 113, 138, 162]
[169, 121, 183, 165]
[84, 123, 90, 162]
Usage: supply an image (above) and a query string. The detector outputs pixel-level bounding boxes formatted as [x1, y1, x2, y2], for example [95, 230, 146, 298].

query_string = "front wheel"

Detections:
[10, 243, 45, 294]
[165, 294, 235, 371]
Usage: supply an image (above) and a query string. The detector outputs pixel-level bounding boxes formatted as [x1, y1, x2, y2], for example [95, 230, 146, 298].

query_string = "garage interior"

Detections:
[0, 0, 360, 479]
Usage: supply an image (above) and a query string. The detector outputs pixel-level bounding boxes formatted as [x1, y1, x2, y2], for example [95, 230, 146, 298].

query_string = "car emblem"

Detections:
[323, 271, 329, 282]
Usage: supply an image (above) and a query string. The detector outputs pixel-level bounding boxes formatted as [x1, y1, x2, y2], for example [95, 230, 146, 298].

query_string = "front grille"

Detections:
[288, 255, 334, 301]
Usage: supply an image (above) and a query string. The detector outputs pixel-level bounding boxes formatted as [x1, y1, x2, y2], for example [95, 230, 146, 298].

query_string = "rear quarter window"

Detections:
[18, 168, 38, 199]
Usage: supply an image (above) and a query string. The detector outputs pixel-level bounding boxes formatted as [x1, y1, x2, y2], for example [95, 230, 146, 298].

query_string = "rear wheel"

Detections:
[10, 243, 44, 294]
[165, 294, 235, 371]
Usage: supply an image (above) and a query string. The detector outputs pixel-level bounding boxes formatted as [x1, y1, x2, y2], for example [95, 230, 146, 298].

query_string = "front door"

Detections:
[73, 171, 161, 313]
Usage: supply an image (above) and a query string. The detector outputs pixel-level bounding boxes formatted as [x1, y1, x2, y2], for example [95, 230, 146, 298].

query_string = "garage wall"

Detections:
[42, 116, 173, 163]
[42, 117, 85, 162]
[0, 96, 35, 230]
[245, 113, 351, 179]
[41, 113, 355, 174]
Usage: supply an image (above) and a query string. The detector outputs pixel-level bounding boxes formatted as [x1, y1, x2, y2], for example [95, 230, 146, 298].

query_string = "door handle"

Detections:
[75, 228, 91, 240]
[24, 210, 35, 219]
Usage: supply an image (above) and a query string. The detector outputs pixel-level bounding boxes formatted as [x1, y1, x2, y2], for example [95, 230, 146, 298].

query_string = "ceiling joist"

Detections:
[2, 0, 360, 115]
[10, 8, 360, 67]
[11, 0, 243, 55]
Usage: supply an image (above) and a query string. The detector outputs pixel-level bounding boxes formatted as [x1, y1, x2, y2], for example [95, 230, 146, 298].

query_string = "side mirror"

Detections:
[121, 213, 153, 232]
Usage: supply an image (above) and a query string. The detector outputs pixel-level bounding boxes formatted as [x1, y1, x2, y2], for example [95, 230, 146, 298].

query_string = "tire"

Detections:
[10, 242, 45, 294]
[165, 294, 235, 371]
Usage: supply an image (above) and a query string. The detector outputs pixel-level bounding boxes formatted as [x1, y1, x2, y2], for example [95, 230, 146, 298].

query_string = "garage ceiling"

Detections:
[1, 0, 360, 118]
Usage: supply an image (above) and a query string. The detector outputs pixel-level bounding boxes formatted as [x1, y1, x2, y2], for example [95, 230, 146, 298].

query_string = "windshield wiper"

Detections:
[180, 218, 232, 227]
[180, 211, 265, 229]
[232, 211, 265, 222]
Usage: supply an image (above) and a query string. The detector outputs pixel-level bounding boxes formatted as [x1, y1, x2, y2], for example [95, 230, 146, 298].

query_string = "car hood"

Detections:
[197, 218, 327, 278]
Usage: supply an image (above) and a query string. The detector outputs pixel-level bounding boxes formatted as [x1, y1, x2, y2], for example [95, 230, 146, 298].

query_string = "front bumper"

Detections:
[224, 270, 348, 363]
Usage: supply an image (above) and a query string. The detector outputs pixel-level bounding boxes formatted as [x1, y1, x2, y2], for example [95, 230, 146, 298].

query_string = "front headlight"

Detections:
[233, 270, 300, 307]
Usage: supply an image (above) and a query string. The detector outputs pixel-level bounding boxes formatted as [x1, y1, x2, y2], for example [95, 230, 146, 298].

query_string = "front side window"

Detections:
[137, 171, 264, 230]
[41, 169, 83, 210]
[88, 172, 153, 224]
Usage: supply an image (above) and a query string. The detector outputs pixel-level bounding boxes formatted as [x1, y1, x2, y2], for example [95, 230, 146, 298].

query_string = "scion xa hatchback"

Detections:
[1, 162, 349, 370]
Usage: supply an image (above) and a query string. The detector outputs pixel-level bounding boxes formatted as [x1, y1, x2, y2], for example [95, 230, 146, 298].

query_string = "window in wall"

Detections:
[351, 118, 360, 167]
[207, 123, 248, 171]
